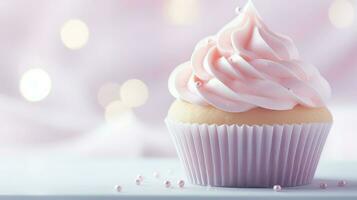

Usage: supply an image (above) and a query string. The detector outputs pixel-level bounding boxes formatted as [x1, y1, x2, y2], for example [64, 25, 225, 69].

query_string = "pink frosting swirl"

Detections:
[168, 1, 331, 112]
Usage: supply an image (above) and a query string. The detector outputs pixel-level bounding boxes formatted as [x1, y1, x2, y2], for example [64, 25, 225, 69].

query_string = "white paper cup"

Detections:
[166, 119, 332, 187]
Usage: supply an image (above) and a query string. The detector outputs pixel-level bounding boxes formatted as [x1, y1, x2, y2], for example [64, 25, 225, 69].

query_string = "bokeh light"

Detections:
[105, 100, 135, 127]
[60, 19, 89, 49]
[329, 0, 355, 28]
[164, 0, 200, 25]
[120, 79, 149, 108]
[97, 82, 120, 107]
[19, 68, 52, 102]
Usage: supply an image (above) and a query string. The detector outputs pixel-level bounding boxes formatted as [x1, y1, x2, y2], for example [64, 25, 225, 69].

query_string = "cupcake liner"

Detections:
[165, 119, 331, 187]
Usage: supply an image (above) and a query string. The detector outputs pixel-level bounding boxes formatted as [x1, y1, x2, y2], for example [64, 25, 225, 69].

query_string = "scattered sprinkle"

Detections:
[320, 183, 328, 189]
[114, 185, 122, 192]
[178, 180, 185, 188]
[164, 180, 171, 188]
[338, 180, 347, 187]
[273, 185, 282, 192]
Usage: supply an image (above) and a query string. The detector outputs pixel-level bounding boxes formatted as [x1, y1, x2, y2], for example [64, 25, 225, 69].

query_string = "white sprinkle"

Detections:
[320, 183, 328, 189]
[164, 180, 171, 188]
[273, 185, 282, 192]
[153, 171, 160, 178]
[229, 54, 241, 63]
[177, 180, 185, 188]
[207, 38, 215, 45]
[195, 81, 202, 87]
[135, 179, 141, 185]
[338, 180, 347, 187]
[137, 175, 144, 182]
[235, 6, 242, 14]
[114, 185, 122, 192]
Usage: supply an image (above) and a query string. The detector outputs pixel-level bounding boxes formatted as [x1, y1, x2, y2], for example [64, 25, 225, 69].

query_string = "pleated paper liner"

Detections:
[166, 119, 331, 187]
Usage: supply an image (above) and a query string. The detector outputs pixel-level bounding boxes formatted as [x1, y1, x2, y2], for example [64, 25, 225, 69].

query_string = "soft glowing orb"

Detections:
[97, 82, 120, 107]
[329, 0, 355, 28]
[60, 19, 89, 49]
[164, 0, 199, 25]
[20, 68, 52, 102]
[120, 79, 149, 108]
[105, 100, 135, 126]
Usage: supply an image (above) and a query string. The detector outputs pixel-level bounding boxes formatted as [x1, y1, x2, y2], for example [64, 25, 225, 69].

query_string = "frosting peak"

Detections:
[169, 1, 331, 112]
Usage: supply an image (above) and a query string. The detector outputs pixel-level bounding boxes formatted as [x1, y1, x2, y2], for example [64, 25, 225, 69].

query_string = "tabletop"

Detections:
[0, 157, 355, 200]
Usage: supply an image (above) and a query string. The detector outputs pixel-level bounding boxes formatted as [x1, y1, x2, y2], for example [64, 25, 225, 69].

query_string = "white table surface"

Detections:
[0, 157, 355, 199]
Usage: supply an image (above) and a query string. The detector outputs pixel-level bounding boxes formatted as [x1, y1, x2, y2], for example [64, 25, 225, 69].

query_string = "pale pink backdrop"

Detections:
[0, 0, 355, 160]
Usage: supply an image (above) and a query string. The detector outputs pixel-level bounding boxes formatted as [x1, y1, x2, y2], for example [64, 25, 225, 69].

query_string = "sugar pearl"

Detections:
[195, 81, 202, 87]
[273, 185, 282, 192]
[320, 183, 328, 189]
[235, 7, 242, 14]
[153, 171, 160, 178]
[135, 178, 141, 185]
[164, 180, 171, 188]
[338, 180, 347, 187]
[136, 175, 144, 182]
[229, 55, 240, 63]
[207, 38, 215, 45]
[114, 185, 122, 192]
[178, 180, 185, 188]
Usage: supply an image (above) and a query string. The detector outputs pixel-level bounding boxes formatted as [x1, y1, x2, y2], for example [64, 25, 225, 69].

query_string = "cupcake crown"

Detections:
[169, 1, 331, 112]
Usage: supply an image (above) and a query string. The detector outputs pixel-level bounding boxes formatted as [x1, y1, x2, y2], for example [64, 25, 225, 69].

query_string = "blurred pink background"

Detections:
[0, 0, 355, 160]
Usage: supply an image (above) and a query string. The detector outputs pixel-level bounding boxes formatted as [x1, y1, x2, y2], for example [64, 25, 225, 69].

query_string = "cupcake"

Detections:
[165, 1, 332, 187]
